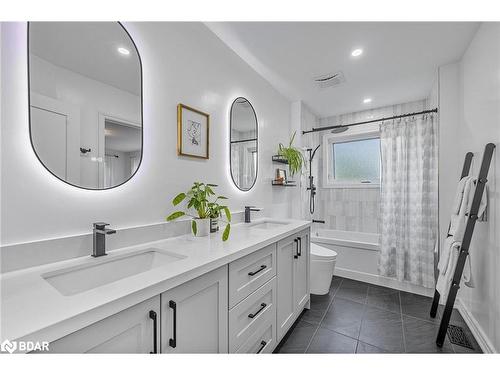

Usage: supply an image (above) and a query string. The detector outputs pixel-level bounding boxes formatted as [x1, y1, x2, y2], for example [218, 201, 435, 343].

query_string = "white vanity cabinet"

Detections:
[34, 226, 309, 354]
[44, 296, 160, 353]
[44, 267, 228, 354]
[160, 266, 228, 353]
[277, 229, 310, 341]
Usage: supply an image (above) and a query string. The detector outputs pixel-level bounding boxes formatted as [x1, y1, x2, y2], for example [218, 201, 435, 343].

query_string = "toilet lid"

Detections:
[310, 243, 337, 261]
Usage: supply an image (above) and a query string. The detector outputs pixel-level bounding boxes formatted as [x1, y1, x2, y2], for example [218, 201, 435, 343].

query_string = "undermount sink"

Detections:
[42, 248, 186, 296]
[250, 220, 289, 230]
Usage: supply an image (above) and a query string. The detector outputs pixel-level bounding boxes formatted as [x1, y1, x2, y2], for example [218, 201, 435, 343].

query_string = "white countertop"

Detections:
[0, 218, 310, 347]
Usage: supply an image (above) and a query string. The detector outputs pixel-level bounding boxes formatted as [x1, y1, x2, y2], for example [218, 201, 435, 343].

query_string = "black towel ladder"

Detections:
[430, 142, 496, 347]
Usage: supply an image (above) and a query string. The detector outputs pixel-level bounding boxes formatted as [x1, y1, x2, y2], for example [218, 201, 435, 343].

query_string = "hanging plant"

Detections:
[277, 131, 306, 176]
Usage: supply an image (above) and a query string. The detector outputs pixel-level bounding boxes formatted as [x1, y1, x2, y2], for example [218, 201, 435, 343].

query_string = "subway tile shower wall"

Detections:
[308, 100, 428, 234]
[317, 188, 380, 233]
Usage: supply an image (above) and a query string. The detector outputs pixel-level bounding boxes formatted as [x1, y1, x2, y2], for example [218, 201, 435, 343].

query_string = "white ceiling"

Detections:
[206, 22, 480, 117]
[29, 22, 141, 96]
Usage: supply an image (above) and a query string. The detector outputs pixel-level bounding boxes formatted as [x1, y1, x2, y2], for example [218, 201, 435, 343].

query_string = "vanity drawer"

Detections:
[236, 319, 276, 354]
[229, 277, 276, 352]
[229, 243, 276, 308]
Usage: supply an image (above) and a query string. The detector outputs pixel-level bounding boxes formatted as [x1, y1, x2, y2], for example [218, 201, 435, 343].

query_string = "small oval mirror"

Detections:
[230, 97, 258, 191]
[28, 22, 143, 190]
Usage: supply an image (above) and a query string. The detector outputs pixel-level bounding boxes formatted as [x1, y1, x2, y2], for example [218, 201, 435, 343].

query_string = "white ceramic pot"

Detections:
[193, 218, 210, 237]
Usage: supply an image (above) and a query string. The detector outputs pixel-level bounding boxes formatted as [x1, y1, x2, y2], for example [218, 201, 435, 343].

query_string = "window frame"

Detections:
[322, 129, 381, 189]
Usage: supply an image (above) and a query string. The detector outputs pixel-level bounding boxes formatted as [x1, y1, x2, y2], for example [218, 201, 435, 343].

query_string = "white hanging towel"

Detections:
[436, 176, 488, 300]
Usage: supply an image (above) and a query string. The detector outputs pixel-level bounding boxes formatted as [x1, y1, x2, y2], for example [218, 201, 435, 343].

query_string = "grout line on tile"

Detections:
[362, 283, 369, 304]
[357, 340, 388, 353]
[401, 313, 441, 325]
[319, 322, 361, 341]
[398, 291, 407, 353]
[304, 277, 343, 353]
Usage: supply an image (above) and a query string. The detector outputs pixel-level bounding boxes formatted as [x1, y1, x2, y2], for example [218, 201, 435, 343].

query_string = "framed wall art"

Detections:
[177, 103, 209, 159]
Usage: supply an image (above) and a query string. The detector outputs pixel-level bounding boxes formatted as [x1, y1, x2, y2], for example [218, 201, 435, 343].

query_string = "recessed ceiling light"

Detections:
[351, 48, 363, 57]
[363, 98, 372, 104]
[117, 47, 130, 56]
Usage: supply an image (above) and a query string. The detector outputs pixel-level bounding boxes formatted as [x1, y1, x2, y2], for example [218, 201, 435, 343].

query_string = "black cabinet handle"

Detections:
[169, 300, 177, 348]
[248, 303, 267, 319]
[298, 237, 302, 257]
[294, 238, 298, 259]
[248, 265, 267, 276]
[149, 310, 158, 354]
[256, 340, 267, 354]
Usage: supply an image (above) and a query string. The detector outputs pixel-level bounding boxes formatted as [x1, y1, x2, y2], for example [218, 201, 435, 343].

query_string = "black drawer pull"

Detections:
[169, 300, 177, 348]
[298, 237, 302, 257]
[248, 265, 267, 276]
[257, 340, 267, 354]
[294, 238, 299, 259]
[248, 303, 267, 319]
[149, 310, 158, 354]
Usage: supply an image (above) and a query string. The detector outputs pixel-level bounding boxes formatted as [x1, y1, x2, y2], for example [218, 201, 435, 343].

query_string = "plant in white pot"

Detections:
[166, 182, 231, 241]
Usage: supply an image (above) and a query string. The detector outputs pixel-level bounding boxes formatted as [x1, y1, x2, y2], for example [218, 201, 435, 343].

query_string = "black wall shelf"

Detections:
[272, 155, 288, 164]
[272, 180, 296, 187]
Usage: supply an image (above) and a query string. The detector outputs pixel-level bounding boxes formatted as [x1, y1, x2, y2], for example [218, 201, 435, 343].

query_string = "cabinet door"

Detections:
[161, 266, 228, 353]
[45, 296, 160, 353]
[294, 230, 310, 312]
[276, 234, 298, 341]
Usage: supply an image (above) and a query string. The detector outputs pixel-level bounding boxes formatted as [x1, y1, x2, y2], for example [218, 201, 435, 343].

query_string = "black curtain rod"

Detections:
[302, 108, 438, 135]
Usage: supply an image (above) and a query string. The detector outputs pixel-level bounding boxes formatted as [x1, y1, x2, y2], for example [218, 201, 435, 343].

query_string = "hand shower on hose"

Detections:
[307, 145, 321, 215]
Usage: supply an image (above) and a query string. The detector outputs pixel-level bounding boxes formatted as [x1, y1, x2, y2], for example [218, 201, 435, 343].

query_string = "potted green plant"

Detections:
[278, 131, 306, 176]
[166, 182, 231, 241]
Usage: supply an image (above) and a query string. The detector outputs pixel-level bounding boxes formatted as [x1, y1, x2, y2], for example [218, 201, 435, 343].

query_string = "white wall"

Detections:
[290, 101, 318, 220]
[438, 63, 461, 244]
[438, 23, 500, 352]
[1, 22, 293, 245]
[457, 23, 500, 352]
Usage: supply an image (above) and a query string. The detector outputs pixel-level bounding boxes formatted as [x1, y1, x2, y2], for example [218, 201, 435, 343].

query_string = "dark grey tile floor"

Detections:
[274, 276, 482, 354]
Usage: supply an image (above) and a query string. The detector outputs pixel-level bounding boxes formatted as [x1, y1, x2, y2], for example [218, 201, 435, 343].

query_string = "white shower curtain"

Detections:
[378, 115, 438, 288]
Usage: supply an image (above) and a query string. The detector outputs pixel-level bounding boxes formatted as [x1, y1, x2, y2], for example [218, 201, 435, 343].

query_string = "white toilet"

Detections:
[310, 243, 338, 295]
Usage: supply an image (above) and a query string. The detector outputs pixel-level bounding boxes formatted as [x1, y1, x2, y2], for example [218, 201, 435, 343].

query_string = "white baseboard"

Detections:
[455, 298, 496, 353]
[334, 267, 434, 297]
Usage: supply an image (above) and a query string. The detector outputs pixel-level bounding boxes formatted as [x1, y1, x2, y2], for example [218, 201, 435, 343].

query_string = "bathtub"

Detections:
[311, 229, 380, 277]
[311, 228, 433, 296]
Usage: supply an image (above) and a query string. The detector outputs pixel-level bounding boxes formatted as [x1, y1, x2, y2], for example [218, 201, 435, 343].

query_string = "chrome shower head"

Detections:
[330, 126, 348, 134]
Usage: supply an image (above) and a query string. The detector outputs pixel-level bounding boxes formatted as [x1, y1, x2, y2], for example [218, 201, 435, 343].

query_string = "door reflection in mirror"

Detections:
[101, 118, 142, 188]
[230, 97, 258, 191]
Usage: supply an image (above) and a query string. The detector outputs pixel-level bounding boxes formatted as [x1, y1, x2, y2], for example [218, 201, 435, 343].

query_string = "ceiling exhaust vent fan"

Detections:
[313, 71, 346, 89]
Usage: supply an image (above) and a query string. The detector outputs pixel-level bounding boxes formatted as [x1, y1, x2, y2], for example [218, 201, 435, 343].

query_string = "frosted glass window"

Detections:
[332, 138, 380, 183]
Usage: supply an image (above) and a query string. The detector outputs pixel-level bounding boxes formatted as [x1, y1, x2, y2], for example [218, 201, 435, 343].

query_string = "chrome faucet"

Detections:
[92, 222, 116, 257]
[244, 206, 261, 223]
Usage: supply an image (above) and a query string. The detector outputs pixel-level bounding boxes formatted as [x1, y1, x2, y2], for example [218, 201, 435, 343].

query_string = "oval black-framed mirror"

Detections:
[28, 22, 143, 190]
[229, 97, 258, 191]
